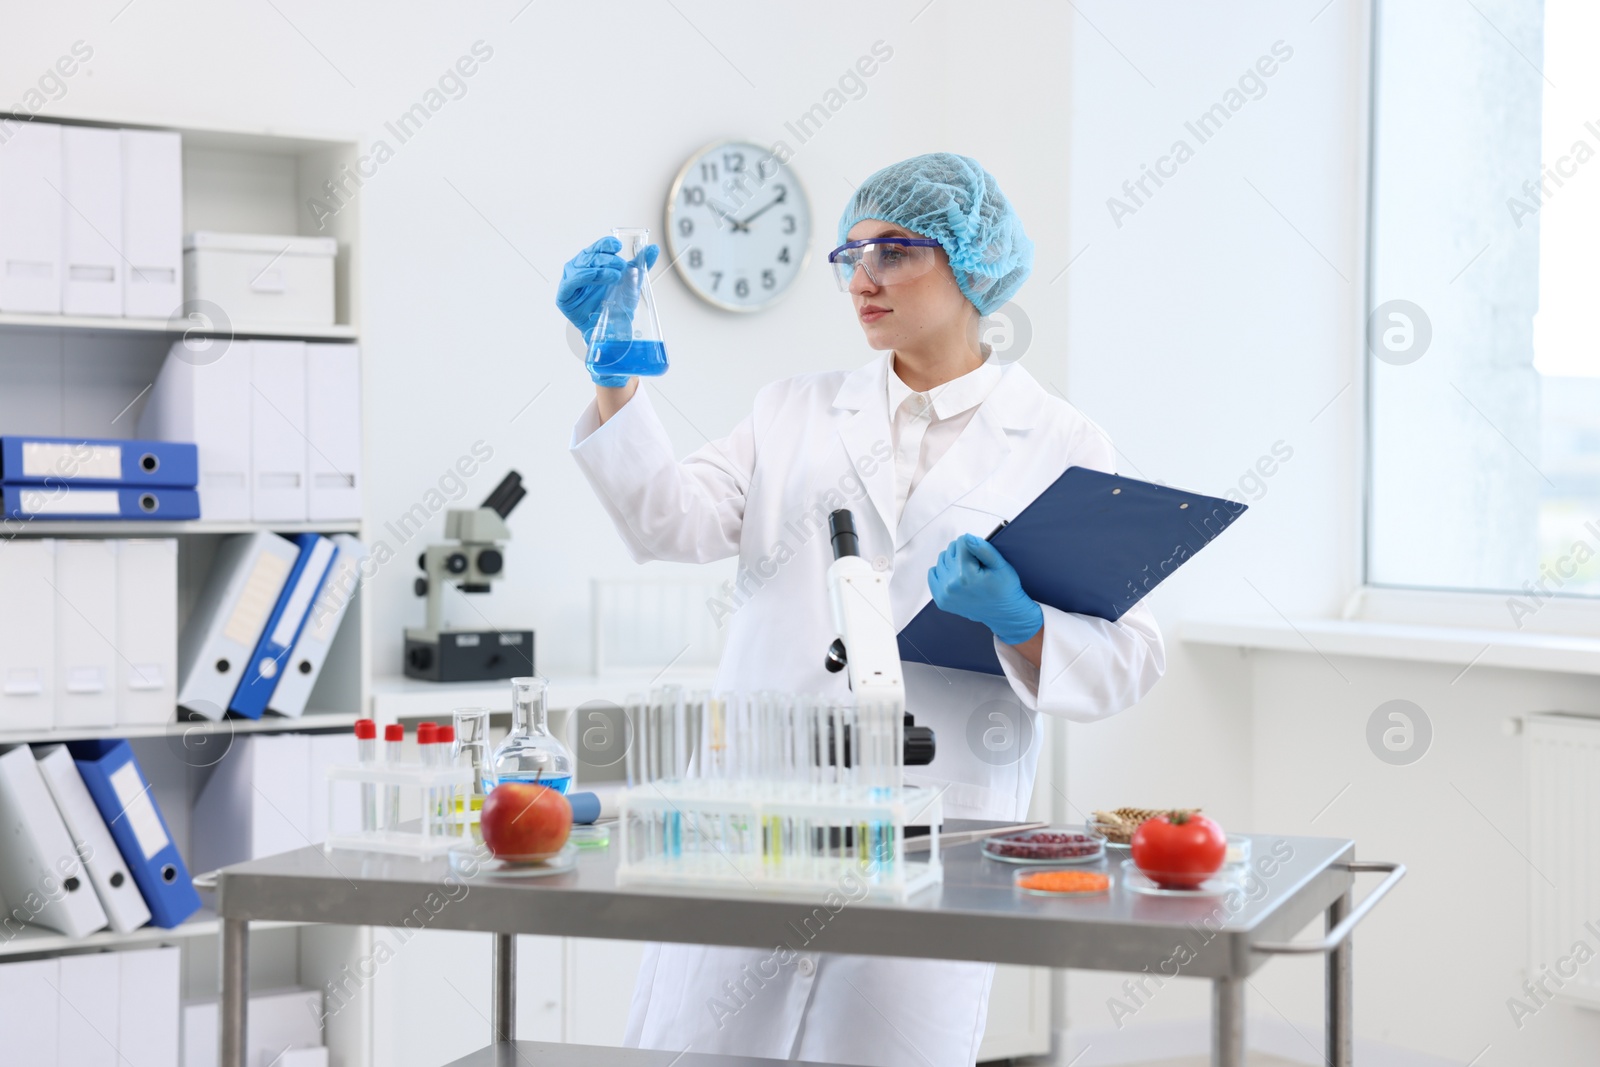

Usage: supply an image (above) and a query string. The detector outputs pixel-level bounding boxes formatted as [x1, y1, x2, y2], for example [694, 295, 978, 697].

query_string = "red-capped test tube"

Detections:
[417, 723, 439, 833]
[436, 725, 457, 822]
[384, 724, 404, 828]
[354, 719, 377, 831]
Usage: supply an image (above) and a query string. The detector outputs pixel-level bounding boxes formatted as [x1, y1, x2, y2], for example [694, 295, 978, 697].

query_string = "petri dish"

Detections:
[569, 823, 611, 849]
[449, 842, 578, 879]
[1224, 835, 1251, 869]
[983, 826, 1106, 865]
[1120, 858, 1235, 897]
[1014, 867, 1111, 896]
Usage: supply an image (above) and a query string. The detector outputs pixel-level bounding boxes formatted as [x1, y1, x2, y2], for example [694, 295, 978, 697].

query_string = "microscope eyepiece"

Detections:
[828, 509, 860, 560]
[483, 470, 527, 520]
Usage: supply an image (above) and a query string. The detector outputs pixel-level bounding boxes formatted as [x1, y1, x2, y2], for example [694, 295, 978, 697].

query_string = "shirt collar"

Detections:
[886, 344, 1001, 421]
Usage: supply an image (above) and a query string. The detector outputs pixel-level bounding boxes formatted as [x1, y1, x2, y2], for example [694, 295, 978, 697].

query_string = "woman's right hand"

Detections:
[556, 235, 626, 338]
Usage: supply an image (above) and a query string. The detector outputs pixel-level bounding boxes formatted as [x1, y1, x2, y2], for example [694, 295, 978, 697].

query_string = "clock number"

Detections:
[777, 246, 790, 264]
[723, 151, 745, 173]
[761, 269, 775, 290]
[782, 214, 796, 234]
[700, 161, 718, 182]
[682, 186, 705, 206]
[771, 184, 787, 202]
[710, 271, 722, 291]
[734, 278, 749, 299]
[688, 249, 702, 269]
[678, 217, 694, 238]
[757, 157, 779, 182]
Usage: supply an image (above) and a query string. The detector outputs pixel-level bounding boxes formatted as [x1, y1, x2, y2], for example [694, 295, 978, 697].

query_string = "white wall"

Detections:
[4, 0, 1074, 677]
[1061, 2, 1600, 1064]
[9, 1, 1598, 1061]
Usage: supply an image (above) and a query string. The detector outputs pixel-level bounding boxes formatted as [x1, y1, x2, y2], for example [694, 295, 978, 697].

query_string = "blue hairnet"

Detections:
[836, 152, 1033, 316]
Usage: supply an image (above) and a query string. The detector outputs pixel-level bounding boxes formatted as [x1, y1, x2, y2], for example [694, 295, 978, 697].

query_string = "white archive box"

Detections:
[62, 125, 125, 317]
[138, 339, 253, 521]
[121, 128, 183, 318]
[0, 121, 63, 313]
[185, 232, 336, 327]
[305, 342, 362, 520]
[114, 538, 179, 726]
[54, 538, 119, 729]
[251, 340, 309, 521]
[0, 538, 56, 731]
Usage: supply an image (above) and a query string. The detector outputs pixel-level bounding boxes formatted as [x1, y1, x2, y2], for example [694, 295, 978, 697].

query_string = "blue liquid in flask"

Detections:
[587, 338, 668, 379]
[498, 773, 572, 795]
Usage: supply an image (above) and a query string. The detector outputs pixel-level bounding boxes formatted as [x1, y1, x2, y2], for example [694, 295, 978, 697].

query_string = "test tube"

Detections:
[383, 724, 404, 829]
[417, 722, 438, 837]
[354, 719, 377, 831]
[436, 725, 457, 826]
[623, 692, 647, 788]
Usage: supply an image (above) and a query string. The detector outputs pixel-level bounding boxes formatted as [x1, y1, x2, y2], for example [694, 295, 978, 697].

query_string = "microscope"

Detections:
[403, 471, 536, 682]
[822, 509, 935, 768]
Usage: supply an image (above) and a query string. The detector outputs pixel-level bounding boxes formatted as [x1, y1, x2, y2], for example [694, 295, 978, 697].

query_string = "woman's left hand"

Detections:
[927, 533, 1044, 646]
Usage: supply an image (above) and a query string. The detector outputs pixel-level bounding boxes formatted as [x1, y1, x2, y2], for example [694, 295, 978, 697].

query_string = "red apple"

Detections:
[481, 782, 571, 859]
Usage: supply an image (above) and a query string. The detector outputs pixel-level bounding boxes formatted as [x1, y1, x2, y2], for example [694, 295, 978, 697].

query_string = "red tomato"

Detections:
[1131, 812, 1227, 889]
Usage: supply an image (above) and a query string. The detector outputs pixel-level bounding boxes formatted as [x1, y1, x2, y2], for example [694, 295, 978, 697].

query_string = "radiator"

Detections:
[1527, 712, 1600, 1008]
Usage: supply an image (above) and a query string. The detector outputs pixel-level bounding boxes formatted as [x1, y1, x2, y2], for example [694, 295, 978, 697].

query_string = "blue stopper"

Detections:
[567, 791, 602, 825]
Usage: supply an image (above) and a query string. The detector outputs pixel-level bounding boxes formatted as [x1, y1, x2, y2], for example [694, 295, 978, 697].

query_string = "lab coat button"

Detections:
[873, 555, 889, 571]
[797, 956, 816, 977]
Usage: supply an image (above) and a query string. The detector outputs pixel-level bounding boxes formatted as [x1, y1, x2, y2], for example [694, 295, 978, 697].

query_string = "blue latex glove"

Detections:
[556, 236, 660, 386]
[927, 533, 1044, 646]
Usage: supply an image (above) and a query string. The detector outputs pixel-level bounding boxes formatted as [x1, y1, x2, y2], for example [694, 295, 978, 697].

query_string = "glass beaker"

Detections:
[492, 677, 575, 793]
[586, 227, 669, 380]
[451, 707, 493, 809]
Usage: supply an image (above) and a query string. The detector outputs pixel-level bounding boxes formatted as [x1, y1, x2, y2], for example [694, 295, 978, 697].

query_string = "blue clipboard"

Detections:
[897, 467, 1247, 675]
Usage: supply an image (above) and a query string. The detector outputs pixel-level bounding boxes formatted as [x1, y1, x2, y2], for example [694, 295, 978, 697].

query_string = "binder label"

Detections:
[21, 441, 121, 480]
[223, 552, 294, 646]
[108, 762, 171, 860]
[269, 538, 336, 647]
[20, 488, 119, 515]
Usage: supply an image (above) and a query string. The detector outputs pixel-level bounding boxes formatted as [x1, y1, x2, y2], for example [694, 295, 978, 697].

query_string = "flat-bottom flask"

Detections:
[492, 677, 575, 793]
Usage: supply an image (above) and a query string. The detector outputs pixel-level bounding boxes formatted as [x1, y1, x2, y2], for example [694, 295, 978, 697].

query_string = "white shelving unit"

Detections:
[0, 910, 310, 960]
[0, 712, 362, 748]
[4, 520, 361, 536]
[0, 113, 371, 1065]
[0, 311, 357, 340]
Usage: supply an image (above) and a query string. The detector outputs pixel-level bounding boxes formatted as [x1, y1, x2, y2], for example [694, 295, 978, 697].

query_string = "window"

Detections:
[1367, 0, 1600, 602]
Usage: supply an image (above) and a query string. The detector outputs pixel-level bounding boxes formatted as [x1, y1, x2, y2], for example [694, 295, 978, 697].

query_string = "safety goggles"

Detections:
[827, 237, 943, 290]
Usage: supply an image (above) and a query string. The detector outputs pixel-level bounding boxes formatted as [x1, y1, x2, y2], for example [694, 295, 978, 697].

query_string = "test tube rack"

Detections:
[617, 779, 943, 901]
[614, 689, 942, 901]
[323, 762, 475, 857]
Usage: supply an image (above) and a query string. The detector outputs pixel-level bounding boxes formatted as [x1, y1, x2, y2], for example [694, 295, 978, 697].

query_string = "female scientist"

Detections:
[557, 152, 1165, 1066]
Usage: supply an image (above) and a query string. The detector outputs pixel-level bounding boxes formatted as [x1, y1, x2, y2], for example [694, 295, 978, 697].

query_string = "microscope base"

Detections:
[403, 628, 534, 682]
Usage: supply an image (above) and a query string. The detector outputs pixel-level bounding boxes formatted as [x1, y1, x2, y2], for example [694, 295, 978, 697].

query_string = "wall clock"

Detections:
[664, 139, 812, 312]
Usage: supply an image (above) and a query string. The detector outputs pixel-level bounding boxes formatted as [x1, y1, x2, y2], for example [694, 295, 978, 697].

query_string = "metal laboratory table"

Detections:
[209, 830, 1402, 1067]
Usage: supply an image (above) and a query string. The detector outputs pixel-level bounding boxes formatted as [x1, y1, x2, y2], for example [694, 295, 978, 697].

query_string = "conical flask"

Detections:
[586, 227, 669, 379]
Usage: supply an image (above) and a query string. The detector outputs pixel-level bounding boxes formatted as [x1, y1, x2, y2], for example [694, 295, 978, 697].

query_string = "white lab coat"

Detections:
[570, 352, 1165, 1066]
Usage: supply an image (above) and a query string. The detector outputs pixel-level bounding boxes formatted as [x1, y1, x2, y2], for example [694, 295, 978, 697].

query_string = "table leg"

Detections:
[221, 917, 249, 1067]
[492, 932, 516, 1043]
[1327, 887, 1353, 1067]
[1211, 976, 1245, 1067]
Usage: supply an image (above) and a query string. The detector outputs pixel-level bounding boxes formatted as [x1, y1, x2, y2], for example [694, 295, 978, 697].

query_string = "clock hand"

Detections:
[708, 199, 749, 233]
[731, 187, 787, 229]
